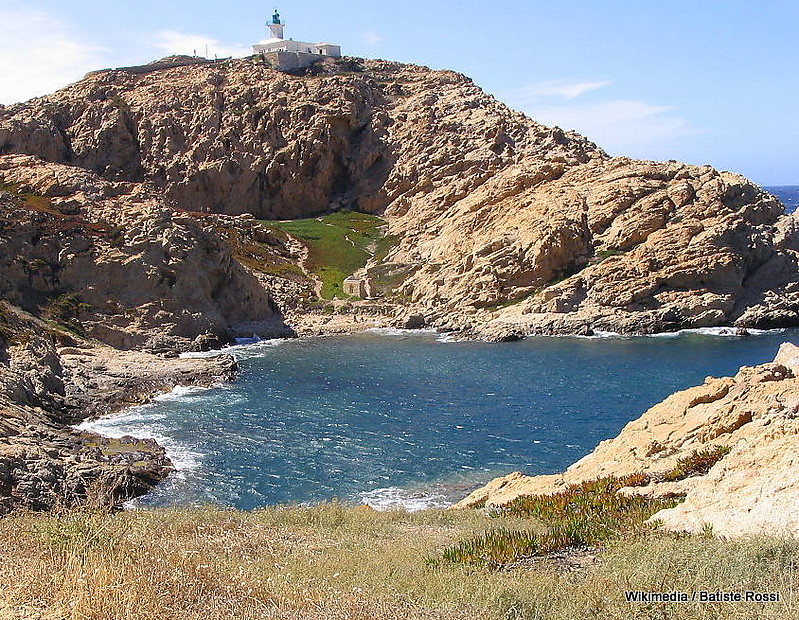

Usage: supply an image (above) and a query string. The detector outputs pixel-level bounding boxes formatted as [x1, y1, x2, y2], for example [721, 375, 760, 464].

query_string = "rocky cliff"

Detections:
[455, 342, 799, 538]
[0, 154, 292, 352]
[1, 55, 796, 337]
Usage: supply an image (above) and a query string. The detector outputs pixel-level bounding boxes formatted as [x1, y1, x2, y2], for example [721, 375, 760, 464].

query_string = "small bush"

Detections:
[596, 249, 625, 260]
[662, 445, 731, 482]
[44, 292, 91, 326]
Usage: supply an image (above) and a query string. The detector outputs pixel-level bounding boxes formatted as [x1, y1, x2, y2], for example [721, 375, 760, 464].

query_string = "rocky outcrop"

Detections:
[0, 155, 292, 351]
[0, 58, 598, 219]
[387, 159, 799, 336]
[0, 303, 238, 512]
[1, 56, 794, 336]
[456, 342, 799, 538]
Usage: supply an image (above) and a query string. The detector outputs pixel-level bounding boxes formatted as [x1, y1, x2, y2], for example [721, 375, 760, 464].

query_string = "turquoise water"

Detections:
[82, 328, 797, 511]
[82, 186, 799, 511]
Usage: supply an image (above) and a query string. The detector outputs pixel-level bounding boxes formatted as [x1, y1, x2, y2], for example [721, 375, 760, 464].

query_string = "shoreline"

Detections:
[2, 292, 796, 515]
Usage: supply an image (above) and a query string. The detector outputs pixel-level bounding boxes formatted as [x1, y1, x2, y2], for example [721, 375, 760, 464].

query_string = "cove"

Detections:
[79, 328, 798, 511]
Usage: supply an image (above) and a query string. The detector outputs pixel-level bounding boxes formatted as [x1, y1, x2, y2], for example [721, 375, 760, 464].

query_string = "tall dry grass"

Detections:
[0, 503, 796, 619]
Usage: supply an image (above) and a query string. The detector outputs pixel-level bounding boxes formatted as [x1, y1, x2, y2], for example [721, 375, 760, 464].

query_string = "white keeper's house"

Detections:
[253, 10, 341, 70]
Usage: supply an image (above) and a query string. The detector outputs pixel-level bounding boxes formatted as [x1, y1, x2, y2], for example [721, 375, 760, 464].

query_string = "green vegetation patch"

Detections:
[662, 446, 731, 482]
[261, 210, 392, 299]
[435, 475, 679, 570]
[596, 248, 626, 260]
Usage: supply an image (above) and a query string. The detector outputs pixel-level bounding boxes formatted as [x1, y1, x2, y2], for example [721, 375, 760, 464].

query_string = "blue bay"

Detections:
[82, 186, 799, 511]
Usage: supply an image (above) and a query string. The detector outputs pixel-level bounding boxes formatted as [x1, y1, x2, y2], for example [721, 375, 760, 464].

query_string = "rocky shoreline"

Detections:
[0, 54, 797, 514]
[455, 341, 799, 537]
[0, 302, 239, 513]
[1, 295, 796, 516]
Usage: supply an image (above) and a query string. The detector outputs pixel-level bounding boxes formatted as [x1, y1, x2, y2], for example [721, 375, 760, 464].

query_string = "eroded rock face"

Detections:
[456, 343, 799, 538]
[0, 58, 597, 219]
[1, 56, 793, 335]
[0, 155, 292, 351]
[389, 159, 799, 335]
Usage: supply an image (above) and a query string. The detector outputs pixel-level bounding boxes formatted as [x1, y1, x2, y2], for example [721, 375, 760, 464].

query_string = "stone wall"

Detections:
[262, 51, 324, 71]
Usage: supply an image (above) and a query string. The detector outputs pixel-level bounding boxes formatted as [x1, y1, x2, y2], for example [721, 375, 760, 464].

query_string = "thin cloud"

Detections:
[362, 31, 383, 46]
[151, 30, 251, 60]
[0, 6, 104, 104]
[530, 99, 697, 158]
[513, 79, 612, 102]
[505, 79, 697, 160]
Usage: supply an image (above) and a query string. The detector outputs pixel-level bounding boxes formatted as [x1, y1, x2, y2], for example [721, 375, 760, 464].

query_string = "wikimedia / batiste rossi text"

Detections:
[624, 591, 781, 603]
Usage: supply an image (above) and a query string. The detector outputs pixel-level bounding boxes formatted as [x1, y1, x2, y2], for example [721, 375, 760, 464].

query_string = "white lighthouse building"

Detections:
[253, 10, 341, 70]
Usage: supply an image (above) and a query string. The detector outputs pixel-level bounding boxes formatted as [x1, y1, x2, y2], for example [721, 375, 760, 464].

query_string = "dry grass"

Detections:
[0, 504, 797, 619]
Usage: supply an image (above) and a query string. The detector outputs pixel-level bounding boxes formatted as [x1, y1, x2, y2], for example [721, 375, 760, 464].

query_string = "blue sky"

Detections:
[0, 0, 796, 185]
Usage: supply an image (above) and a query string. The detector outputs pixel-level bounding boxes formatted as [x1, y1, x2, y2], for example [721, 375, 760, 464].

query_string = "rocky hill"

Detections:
[0, 54, 797, 510]
[1, 55, 796, 339]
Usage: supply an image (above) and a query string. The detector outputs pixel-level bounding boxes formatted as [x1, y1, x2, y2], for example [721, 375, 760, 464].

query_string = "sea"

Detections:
[79, 186, 799, 512]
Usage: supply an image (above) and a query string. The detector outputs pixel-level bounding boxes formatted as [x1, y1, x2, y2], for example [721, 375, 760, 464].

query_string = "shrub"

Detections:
[435, 475, 679, 570]
[662, 446, 731, 482]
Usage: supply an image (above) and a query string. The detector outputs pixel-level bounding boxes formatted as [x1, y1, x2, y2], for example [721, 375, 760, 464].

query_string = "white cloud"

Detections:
[0, 6, 104, 104]
[151, 30, 251, 60]
[505, 79, 697, 159]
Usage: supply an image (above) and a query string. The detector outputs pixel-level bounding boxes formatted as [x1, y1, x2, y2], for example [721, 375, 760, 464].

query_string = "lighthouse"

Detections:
[268, 10, 284, 40]
[253, 8, 342, 70]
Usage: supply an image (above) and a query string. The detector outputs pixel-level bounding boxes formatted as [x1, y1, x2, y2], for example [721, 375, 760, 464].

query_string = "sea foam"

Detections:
[366, 327, 440, 337]
[179, 337, 289, 360]
[359, 486, 452, 512]
[647, 326, 784, 339]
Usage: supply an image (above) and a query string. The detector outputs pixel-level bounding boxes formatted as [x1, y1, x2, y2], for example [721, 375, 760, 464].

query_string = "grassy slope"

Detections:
[260, 211, 387, 299]
[1, 503, 797, 620]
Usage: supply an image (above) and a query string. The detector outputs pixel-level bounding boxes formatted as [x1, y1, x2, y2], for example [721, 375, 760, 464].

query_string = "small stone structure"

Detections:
[343, 276, 374, 299]
[253, 10, 341, 71]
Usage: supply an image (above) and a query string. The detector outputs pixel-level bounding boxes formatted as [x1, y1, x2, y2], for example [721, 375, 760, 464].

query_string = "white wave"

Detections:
[647, 326, 785, 339]
[366, 327, 439, 337]
[435, 332, 465, 343]
[79, 424, 202, 475]
[179, 337, 290, 360]
[76, 405, 202, 475]
[560, 330, 624, 340]
[359, 486, 451, 512]
[154, 384, 213, 402]
[591, 330, 623, 338]
[451, 325, 788, 343]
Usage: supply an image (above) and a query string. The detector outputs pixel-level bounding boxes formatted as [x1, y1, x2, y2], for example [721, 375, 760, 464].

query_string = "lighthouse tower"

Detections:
[268, 10, 284, 40]
[253, 8, 341, 70]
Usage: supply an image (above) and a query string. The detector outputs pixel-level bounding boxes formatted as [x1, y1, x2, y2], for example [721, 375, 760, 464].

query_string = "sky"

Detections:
[0, 0, 796, 185]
